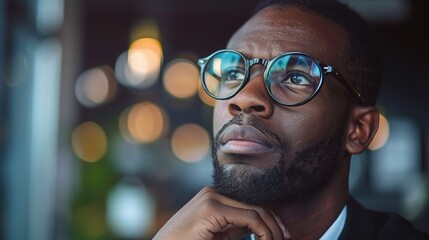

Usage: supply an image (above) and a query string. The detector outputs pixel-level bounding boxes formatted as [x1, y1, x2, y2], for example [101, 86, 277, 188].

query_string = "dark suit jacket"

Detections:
[338, 197, 429, 240]
[242, 197, 429, 240]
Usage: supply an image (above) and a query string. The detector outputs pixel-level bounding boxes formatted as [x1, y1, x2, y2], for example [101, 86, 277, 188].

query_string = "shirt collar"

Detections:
[249, 205, 347, 240]
[319, 205, 347, 240]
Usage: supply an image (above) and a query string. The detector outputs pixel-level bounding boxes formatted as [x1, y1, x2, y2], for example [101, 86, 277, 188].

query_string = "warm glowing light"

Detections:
[75, 66, 117, 107]
[163, 59, 199, 99]
[125, 102, 166, 144]
[198, 82, 216, 107]
[115, 38, 163, 89]
[369, 114, 390, 150]
[171, 124, 210, 163]
[128, 38, 162, 76]
[128, 50, 150, 76]
[71, 121, 108, 162]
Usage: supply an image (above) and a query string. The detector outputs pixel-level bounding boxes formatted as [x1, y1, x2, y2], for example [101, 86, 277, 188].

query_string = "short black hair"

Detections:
[254, 0, 383, 106]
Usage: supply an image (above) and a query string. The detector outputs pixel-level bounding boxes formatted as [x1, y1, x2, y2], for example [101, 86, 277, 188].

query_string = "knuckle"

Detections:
[245, 209, 261, 220]
[200, 198, 218, 215]
[199, 187, 215, 200]
[254, 206, 267, 215]
[250, 206, 269, 220]
[201, 186, 214, 193]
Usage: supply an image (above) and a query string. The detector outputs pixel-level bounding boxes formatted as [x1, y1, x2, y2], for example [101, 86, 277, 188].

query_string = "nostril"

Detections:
[251, 105, 265, 112]
[229, 104, 241, 112]
[229, 102, 267, 115]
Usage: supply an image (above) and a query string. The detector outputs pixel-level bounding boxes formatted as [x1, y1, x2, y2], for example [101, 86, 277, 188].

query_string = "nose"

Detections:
[227, 67, 274, 118]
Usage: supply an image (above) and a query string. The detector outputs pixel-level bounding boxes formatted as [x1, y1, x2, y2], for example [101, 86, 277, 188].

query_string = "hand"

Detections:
[153, 186, 290, 240]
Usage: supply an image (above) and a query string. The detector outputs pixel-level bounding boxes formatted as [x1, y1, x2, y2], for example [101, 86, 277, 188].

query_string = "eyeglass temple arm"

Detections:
[323, 66, 365, 105]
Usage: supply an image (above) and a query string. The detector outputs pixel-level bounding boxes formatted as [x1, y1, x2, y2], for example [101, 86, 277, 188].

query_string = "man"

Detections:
[154, 0, 429, 239]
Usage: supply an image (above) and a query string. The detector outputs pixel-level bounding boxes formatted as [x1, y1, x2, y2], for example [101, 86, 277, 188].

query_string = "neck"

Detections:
[269, 158, 350, 240]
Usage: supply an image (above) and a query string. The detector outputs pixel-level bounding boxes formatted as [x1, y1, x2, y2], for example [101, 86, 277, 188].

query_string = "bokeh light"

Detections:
[369, 113, 390, 151]
[107, 179, 155, 239]
[198, 81, 216, 107]
[119, 102, 167, 144]
[171, 124, 210, 163]
[71, 121, 108, 162]
[128, 38, 162, 77]
[163, 59, 199, 99]
[115, 38, 163, 89]
[75, 66, 117, 107]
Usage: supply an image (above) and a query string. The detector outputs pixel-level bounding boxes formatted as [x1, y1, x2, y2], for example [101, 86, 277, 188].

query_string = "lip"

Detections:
[219, 124, 275, 155]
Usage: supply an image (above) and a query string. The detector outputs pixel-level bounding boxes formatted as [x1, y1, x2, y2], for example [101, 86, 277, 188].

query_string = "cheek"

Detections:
[292, 116, 324, 145]
[275, 105, 347, 149]
[274, 114, 314, 148]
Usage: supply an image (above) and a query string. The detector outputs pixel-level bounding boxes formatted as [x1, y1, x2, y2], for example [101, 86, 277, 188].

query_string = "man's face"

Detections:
[212, 6, 353, 205]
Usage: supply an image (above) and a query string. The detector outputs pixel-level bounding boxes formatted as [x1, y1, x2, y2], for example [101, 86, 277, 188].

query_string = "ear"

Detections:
[345, 106, 379, 154]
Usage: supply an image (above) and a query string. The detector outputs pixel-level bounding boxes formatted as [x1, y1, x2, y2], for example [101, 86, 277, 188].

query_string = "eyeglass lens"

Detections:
[201, 50, 323, 105]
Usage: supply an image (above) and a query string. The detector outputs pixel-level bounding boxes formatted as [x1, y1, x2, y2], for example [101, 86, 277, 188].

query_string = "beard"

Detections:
[212, 115, 344, 205]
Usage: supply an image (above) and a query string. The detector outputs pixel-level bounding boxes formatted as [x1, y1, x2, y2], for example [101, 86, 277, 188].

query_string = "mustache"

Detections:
[213, 113, 283, 149]
[214, 114, 244, 143]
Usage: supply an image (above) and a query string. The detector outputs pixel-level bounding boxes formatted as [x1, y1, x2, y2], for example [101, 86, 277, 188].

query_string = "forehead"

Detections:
[227, 6, 349, 67]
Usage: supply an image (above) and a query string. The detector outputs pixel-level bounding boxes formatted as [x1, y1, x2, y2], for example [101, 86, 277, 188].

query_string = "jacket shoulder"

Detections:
[375, 213, 429, 240]
[339, 197, 429, 240]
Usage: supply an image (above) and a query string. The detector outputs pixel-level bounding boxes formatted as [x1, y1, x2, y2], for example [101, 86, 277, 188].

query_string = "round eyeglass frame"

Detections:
[198, 49, 364, 106]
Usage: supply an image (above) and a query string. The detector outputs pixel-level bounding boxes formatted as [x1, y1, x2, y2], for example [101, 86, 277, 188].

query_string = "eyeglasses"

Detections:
[198, 49, 364, 106]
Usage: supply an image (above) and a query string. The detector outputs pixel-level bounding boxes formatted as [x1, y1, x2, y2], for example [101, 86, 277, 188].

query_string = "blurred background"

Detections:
[1, 0, 428, 239]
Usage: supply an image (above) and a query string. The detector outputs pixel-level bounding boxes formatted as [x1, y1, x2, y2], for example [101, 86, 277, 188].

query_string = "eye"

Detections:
[282, 72, 314, 86]
[289, 74, 311, 85]
[222, 69, 245, 81]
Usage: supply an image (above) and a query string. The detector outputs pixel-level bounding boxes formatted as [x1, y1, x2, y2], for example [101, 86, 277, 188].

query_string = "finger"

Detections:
[201, 199, 275, 240]
[217, 225, 252, 240]
[201, 189, 286, 240]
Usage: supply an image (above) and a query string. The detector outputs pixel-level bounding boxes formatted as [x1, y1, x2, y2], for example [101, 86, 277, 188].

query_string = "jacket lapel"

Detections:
[338, 197, 388, 240]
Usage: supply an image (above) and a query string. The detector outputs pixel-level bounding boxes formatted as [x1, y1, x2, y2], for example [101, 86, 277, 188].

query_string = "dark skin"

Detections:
[154, 5, 379, 240]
